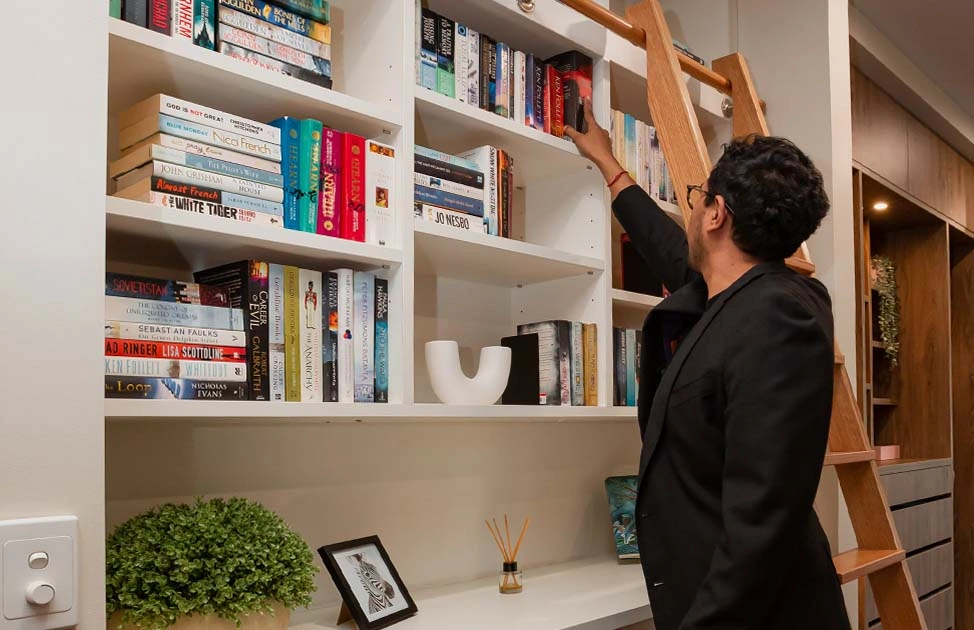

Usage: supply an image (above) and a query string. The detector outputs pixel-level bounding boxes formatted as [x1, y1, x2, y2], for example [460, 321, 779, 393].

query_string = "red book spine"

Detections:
[543, 66, 552, 135]
[147, 0, 171, 34]
[549, 67, 565, 137]
[318, 128, 343, 237]
[104, 340, 247, 362]
[340, 133, 366, 242]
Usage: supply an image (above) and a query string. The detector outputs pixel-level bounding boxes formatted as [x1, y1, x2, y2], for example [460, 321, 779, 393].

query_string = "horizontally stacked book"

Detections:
[105, 265, 389, 403]
[110, 94, 396, 246]
[414, 145, 513, 237]
[610, 108, 679, 207]
[612, 328, 641, 407]
[502, 321, 598, 406]
[416, 5, 592, 141]
[111, 0, 333, 89]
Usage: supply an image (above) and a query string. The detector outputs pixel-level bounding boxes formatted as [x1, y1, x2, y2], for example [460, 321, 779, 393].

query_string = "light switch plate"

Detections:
[0, 516, 77, 630]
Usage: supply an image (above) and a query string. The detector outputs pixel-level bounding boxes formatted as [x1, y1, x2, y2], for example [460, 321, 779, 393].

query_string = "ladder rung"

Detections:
[824, 450, 875, 466]
[832, 548, 905, 584]
[834, 351, 845, 365]
[785, 256, 816, 275]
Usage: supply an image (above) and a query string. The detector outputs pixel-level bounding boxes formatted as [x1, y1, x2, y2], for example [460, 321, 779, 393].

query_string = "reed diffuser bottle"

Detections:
[485, 515, 530, 595]
[499, 561, 523, 594]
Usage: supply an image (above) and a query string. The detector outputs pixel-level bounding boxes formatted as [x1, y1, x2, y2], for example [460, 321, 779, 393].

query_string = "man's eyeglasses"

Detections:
[686, 184, 735, 216]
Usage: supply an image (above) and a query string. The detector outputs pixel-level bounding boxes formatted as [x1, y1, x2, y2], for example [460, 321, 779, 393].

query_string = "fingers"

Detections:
[564, 125, 578, 141]
[583, 97, 597, 127]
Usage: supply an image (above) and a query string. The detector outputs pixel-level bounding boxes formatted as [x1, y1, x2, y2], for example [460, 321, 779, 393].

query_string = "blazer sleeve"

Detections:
[678, 287, 835, 629]
[611, 184, 700, 293]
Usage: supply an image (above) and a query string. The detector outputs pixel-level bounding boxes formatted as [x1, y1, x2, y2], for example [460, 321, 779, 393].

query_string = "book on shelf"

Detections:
[413, 203, 486, 234]
[216, 0, 330, 45]
[119, 93, 281, 144]
[218, 23, 331, 77]
[298, 268, 323, 401]
[546, 51, 592, 135]
[119, 112, 282, 160]
[298, 118, 323, 232]
[110, 144, 284, 187]
[418, 7, 438, 91]
[115, 161, 285, 203]
[218, 5, 330, 59]
[115, 133, 282, 175]
[322, 272, 339, 402]
[195, 0, 216, 49]
[284, 265, 301, 400]
[455, 22, 469, 105]
[114, 179, 284, 227]
[270, 116, 302, 230]
[611, 108, 680, 208]
[582, 323, 598, 406]
[501, 333, 540, 405]
[512, 321, 597, 406]
[339, 132, 366, 242]
[334, 268, 354, 402]
[219, 42, 332, 89]
[374, 277, 389, 404]
[435, 14, 455, 99]
[352, 271, 375, 403]
[318, 128, 343, 237]
[612, 327, 641, 407]
[268, 263, 286, 401]
[105, 376, 248, 400]
[365, 140, 397, 247]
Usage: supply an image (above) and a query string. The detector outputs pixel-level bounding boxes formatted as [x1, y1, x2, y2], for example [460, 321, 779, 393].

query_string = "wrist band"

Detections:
[607, 170, 627, 187]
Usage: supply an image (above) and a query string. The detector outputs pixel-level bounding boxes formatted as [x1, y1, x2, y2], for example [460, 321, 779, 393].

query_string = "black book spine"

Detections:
[374, 278, 389, 403]
[613, 327, 626, 406]
[479, 33, 491, 110]
[148, 0, 171, 34]
[414, 156, 485, 188]
[124, 0, 148, 26]
[323, 272, 339, 402]
[533, 58, 545, 130]
[486, 36, 497, 112]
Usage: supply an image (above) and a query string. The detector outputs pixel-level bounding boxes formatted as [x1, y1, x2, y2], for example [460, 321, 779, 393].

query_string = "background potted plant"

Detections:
[107, 497, 317, 630]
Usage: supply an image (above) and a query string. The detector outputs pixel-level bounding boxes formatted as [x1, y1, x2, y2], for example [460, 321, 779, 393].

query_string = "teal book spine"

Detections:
[275, 0, 329, 22]
[298, 119, 323, 232]
[269, 117, 300, 229]
[435, 15, 455, 98]
[194, 0, 216, 49]
[110, 0, 122, 18]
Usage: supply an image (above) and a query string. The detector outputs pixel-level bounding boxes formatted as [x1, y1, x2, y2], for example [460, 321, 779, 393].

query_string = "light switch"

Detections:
[0, 516, 77, 630]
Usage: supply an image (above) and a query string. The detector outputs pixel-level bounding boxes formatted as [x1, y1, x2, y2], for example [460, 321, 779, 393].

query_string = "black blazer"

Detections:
[613, 186, 850, 630]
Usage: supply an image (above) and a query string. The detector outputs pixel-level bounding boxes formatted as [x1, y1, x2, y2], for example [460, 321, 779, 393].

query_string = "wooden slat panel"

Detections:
[907, 117, 946, 212]
[966, 162, 974, 231]
[851, 69, 909, 191]
[874, 587, 953, 630]
[880, 465, 952, 507]
[940, 142, 968, 227]
[866, 542, 954, 621]
[892, 497, 953, 553]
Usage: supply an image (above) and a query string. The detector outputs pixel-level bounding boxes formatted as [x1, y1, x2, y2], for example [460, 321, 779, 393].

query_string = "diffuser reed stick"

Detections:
[485, 514, 530, 594]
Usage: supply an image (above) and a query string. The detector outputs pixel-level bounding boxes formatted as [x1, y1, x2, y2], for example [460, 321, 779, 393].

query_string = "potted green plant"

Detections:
[107, 498, 317, 630]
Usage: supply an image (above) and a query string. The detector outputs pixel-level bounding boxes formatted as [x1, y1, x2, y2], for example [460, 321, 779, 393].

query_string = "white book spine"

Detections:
[456, 146, 498, 236]
[149, 133, 282, 173]
[455, 23, 469, 104]
[298, 268, 323, 401]
[571, 321, 584, 406]
[105, 321, 245, 346]
[153, 161, 284, 203]
[365, 140, 397, 247]
[218, 6, 330, 58]
[172, 0, 193, 41]
[413, 172, 483, 200]
[353, 272, 375, 403]
[127, 95, 281, 144]
[218, 23, 327, 73]
[415, 203, 486, 233]
[514, 51, 526, 126]
[105, 296, 244, 330]
[104, 357, 247, 381]
[335, 268, 355, 403]
[467, 28, 479, 106]
[140, 191, 283, 227]
[268, 263, 286, 401]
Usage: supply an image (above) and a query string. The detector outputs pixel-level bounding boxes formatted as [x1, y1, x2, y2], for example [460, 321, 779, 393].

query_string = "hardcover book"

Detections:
[105, 296, 244, 330]
[582, 322, 598, 406]
[110, 144, 284, 187]
[613, 327, 627, 406]
[353, 271, 375, 403]
[604, 476, 640, 560]
[270, 116, 301, 229]
[525, 54, 536, 128]
[118, 132, 282, 175]
[269, 263, 286, 401]
[454, 23, 469, 104]
[318, 128, 343, 237]
[494, 43, 510, 118]
[340, 133, 366, 242]
[435, 14, 455, 98]
[194, 261, 271, 400]
[513, 51, 525, 125]
[119, 113, 282, 160]
[105, 322, 244, 347]
[466, 28, 480, 106]
[480, 34, 496, 111]
[414, 203, 486, 233]
[217, 0, 330, 44]
[365, 140, 396, 247]
[117, 186, 283, 226]
[546, 50, 593, 134]
[322, 272, 339, 402]
[119, 93, 281, 144]
[219, 42, 333, 89]
[516, 320, 571, 405]
[115, 161, 284, 203]
[105, 357, 246, 381]
[284, 265, 301, 401]
[273, 0, 329, 23]
[106, 272, 231, 306]
[625, 328, 636, 406]
[299, 118, 323, 232]
[334, 268, 354, 402]
[418, 8, 438, 91]
[195, 0, 216, 49]
[105, 377, 248, 400]
[546, 65, 564, 137]
[570, 321, 584, 406]
[219, 6, 330, 58]
[501, 333, 540, 405]
[298, 268, 323, 401]
[374, 277, 389, 403]
[124, 0, 148, 27]
[149, 0, 172, 34]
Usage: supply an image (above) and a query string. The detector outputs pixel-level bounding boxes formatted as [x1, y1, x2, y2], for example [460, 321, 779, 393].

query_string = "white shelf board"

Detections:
[104, 400, 637, 423]
[106, 197, 401, 271]
[291, 556, 651, 630]
[413, 218, 604, 286]
[611, 289, 664, 310]
[107, 19, 401, 138]
[414, 89, 593, 185]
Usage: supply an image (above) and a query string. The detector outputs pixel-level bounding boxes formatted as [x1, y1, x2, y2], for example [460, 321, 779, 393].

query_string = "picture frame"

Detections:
[318, 535, 418, 629]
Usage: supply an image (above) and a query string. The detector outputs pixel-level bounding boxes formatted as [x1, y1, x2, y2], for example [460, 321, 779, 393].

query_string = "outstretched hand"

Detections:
[565, 98, 618, 176]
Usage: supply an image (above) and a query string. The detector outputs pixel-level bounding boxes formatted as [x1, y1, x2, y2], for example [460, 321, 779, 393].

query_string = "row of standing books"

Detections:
[502, 321, 598, 406]
[413, 145, 514, 238]
[110, 93, 396, 246]
[416, 4, 593, 140]
[613, 327, 642, 407]
[105, 266, 388, 402]
[611, 108, 679, 207]
[111, 0, 333, 89]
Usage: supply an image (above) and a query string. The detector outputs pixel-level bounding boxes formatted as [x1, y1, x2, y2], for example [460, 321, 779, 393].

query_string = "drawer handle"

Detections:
[517, 0, 536, 13]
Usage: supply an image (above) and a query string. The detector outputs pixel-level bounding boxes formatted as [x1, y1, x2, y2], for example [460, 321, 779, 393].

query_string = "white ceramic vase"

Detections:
[425, 341, 512, 405]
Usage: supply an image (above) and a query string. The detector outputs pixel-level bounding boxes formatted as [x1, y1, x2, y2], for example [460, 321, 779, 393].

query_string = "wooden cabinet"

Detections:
[851, 68, 909, 190]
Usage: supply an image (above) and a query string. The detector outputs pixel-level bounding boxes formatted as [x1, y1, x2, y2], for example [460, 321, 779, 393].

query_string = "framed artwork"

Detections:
[317, 536, 418, 629]
[604, 476, 640, 561]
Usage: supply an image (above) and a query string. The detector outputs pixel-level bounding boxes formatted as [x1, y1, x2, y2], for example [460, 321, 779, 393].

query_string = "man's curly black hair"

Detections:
[704, 135, 830, 261]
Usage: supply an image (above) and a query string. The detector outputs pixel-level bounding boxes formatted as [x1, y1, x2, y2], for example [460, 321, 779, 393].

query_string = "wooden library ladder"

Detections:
[561, 0, 927, 627]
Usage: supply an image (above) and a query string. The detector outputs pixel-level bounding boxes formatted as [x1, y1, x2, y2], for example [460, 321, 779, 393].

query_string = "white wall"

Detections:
[0, 1, 108, 628]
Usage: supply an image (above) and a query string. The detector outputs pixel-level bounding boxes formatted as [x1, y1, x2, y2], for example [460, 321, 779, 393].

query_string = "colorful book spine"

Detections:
[105, 321, 244, 346]
[217, 0, 330, 44]
[193, 261, 271, 400]
[340, 133, 366, 242]
[634, 332, 642, 402]
[195, 0, 216, 49]
[284, 266, 301, 401]
[105, 377, 248, 400]
[582, 322, 597, 406]
[414, 203, 486, 233]
[414, 145, 484, 172]
[513, 51, 525, 125]
[501, 150, 514, 238]
[118, 187, 283, 225]
[110, 0, 123, 19]
[322, 272, 339, 402]
[218, 24, 331, 75]
[414, 172, 483, 200]
[148, 0, 172, 34]
[625, 328, 636, 406]
[299, 119, 323, 232]
[495, 43, 510, 118]
[105, 339, 246, 362]
[365, 140, 397, 247]
[119, 93, 281, 144]
[318, 128, 342, 237]
[106, 357, 247, 381]
[111, 144, 284, 187]
[625, 113, 636, 179]
[219, 42, 333, 89]
[119, 132, 281, 174]
[414, 185, 483, 217]
[298, 268, 323, 401]
[268, 263, 286, 401]
[134, 160, 284, 202]
[105, 272, 231, 306]
[218, 6, 330, 58]
[480, 34, 495, 111]
[613, 327, 627, 406]
[353, 271, 375, 403]
[456, 145, 496, 234]
[418, 8, 438, 91]
[435, 14, 455, 98]
[546, 50, 593, 134]
[120, 112, 282, 159]
[533, 58, 545, 131]
[374, 277, 389, 403]
[507, 44, 515, 121]
[105, 296, 244, 330]
[571, 321, 584, 406]
[272, 0, 329, 24]
[270, 117, 301, 229]
[547, 65, 564, 137]
[335, 268, 354, 402]
[454, 23, 469, 104]
[524, 54, 536, 127]
[466, 28, 480, 107]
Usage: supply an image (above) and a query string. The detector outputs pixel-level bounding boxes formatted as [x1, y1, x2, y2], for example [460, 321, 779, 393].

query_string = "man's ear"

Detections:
[704, 196, 731, 233]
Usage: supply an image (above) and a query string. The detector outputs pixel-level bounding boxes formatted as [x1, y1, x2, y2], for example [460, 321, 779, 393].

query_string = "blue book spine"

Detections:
[625, 329, 636, 406]
[415, 145, 481, 171]
[374, 277, 389, 403]
[299, 119, 323, 232]
[270, 117, 301, 229]
[414, 185, 484, 217]
[180, 151, 284, 187]
[194, 0, 216, 49]
[525, 54, 536, 127]
[105, 295, 245, 330]
[217, 0, 329, 42]
[105, 377, 248, 400]
[219, 191, 284, 216]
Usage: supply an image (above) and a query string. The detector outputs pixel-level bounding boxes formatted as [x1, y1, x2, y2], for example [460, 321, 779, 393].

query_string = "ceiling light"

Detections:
[873, 201, 889, 211]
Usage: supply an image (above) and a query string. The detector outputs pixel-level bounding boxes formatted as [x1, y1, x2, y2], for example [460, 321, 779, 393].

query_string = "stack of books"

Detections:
[610, 108, 678, 207]
[502, 321, 598, 406]
[104, 272, 249, 400]
[613, 327, 642, 407]
[193, 262, 389, 403]
[416, 5, 592, 140]
[413, 145, 513, 238]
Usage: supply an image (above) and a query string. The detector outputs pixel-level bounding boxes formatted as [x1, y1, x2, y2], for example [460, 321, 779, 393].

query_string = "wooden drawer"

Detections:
[892, 497, 953, 552]
[880, 464, 952, 507]
[865, 542, 953, 621]
[872, 586, 953, 630]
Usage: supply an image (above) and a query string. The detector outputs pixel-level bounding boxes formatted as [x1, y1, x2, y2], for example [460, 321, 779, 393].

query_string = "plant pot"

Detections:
[109, 602, 289, 630]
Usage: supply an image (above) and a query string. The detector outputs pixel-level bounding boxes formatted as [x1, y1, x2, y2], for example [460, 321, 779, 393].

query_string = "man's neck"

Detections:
[700, 255, 759, 299]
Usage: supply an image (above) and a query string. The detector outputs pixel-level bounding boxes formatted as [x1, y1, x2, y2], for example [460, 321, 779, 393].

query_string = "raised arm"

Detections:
[566, 100, 698, 292]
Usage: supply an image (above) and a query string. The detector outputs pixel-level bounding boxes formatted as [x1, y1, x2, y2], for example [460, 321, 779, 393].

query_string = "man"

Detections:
[566, 100, 850, 630]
